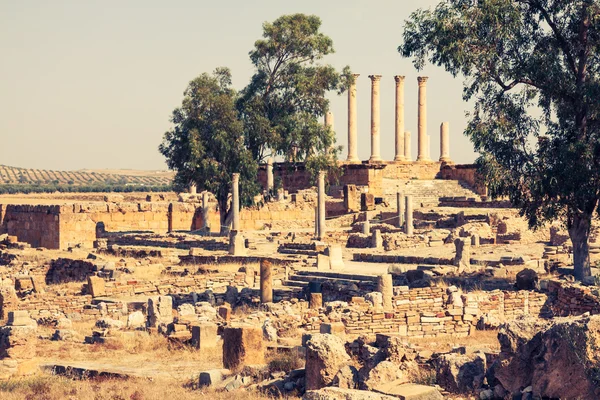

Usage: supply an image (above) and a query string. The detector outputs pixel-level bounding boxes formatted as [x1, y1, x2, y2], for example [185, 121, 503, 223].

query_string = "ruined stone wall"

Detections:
[439, 164, 487, 195]
[381, 162, 442, 180]
[0, 205, 61, 249]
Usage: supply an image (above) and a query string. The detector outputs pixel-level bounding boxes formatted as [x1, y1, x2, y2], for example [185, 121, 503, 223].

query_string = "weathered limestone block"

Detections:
[343, 185, 360, 213]
[361, 193, 375, 212]
[435, 353, 485, 394]
[148, 295, 173, 327]
[87, 276, 106, 298]
[222, 325, 265, 369]
[7, 311, 35, 327]
[377, 274, 393, 312]
[127, 311, 145, 329]
[306, 334, 351, 390]
[0, 324, 38, 359]
[303, 387, 397, 400]
[371, 229, 383, 249]
[326, 245, 344, 270]
[191, 323, 218, 350]
[310, 293, 323, 309]
[199, 368, 229, 387]
[317, 254, 331, 270]
[228, 230, 246, 256]
[320, 323, 345, 335]
[260, 260, 273, 303]
[453, 238, 471, 273]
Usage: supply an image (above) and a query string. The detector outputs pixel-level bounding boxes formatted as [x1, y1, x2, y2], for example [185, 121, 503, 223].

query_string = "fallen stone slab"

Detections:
[373, 382, 443, 400]
[199, 368, 230, 387]
[303, 387, 397, 400]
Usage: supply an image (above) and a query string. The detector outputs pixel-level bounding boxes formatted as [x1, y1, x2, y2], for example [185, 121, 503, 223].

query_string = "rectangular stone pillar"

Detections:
[191, 323, 218, 350]
[260, 259, 273, 303]
[417, 77, 429, 162]
[394, 76, 405, 161]
[232, 173, 240, 231]
[223, 326, 265, 369]
[397, 192, 404, 228]
[347, 74, 360, 162]
[405, 195, 414, 235]
[404, 131, 411, 160]
[377, 273, 393, 312]
[317, 171, 326, 240]
[202, 192, 210, 231]
[369, 75, 382, 162]
[266, 157, 274, 193]
[440, 122, 451, 162]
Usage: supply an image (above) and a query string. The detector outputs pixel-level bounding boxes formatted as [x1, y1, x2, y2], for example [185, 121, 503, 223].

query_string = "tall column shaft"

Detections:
[317, 171, 326, 239]
[440, 122, 451, 162]
[405, 195, 414, 235]
[404, 131, 411, 160]
[202, 192, 210, 230]
[260, 260, 273, 303]
[232, 173, 240, 231]
[394, 76, 406, 161]
[417, 77, 429, 161]
[347, 74, 360, 162]
[266, 157, 274, 193]
[397, 192, 405, 228]
[369, 75, 382, 162]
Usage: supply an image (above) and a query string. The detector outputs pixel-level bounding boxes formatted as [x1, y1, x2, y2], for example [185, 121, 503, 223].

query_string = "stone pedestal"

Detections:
[266, 157, 274, 193]
[309, 293, 323, 309]
[440, 122, 451, 162]
[377, 273, 393, 312]
[347, 74, 360, 162]
[454, 238, 471, 273]
[369, 75, 382, 162]
[326, 245, 344, 269]
[232, 173, 240, 231]
[417, 77, 429, 162]
[260, 260, 273, 303]
[148, 296, 173, 327]
[394, 75, 406, 161]
[191, 323, 218, 350]
[397, 192, 405, 228]
[317, 171, 326, 240]
[228, 230, 246, 256]
[222, 326, 265, 369]
[405, 195, 414, 235]
[404, 131, 411, 160]
[371, 229, 382, 249]
[471, 234, 480, 247]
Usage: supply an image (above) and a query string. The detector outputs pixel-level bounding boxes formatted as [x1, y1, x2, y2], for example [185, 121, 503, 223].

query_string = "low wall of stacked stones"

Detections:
[0, 205, 61, 249]
[304, 286, 550, 338]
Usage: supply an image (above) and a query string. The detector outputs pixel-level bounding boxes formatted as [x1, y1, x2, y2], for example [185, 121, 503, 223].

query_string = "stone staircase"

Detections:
[382, 179, 480, 207]
[283, 270, 378, 291]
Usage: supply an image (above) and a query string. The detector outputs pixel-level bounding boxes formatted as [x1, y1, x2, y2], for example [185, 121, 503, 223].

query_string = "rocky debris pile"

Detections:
[491, 314, 600, 399]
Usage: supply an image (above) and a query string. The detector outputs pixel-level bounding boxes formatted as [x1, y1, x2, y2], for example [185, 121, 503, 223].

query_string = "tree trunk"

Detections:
[218, 197, 231, 237]
[568, 213, 592, 280]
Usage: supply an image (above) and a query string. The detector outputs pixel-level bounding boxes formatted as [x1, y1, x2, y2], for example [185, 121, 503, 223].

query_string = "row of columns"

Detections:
[345, 75, 450, 163]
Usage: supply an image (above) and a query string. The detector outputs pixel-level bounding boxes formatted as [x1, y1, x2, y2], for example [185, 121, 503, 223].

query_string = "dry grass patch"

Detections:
[0, 374, 281, 400]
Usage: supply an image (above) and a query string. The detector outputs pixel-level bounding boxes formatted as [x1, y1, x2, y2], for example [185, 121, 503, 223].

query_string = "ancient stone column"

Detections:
[404, 131, 411, 160]
[377, 273, 393, 312]
[440, 122, 451, 162]
[417, 77, 429, 162]
[314, 206, 319, 238]
[363, 212, 370, 235]
[394, 76, 406, 161]
[260, 260, 273, 303]
[347, 74, 360, 162]
[369, 75, 382, 162]
[317, 171, 326, 239]
[405, 195, 414, 235]
[397, 192, 404, 228]
[266, 157, 274, 193]
[202, 191, 210, 231]
[232, 173, 240, 231]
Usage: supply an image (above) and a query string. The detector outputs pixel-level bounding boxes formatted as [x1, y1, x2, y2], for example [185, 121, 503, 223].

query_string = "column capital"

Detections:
[394, 75, 405, 83]
[232, 173, 240, 182]
[417, 76, 429, 86]
[368, 74, 382, 81]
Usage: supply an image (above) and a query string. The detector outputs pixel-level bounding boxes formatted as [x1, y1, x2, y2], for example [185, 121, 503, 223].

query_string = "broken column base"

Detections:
[229, 230, 247, 256]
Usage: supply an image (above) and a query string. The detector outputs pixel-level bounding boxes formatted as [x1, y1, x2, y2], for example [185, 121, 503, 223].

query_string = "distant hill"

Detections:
[0, 165, 174, 187]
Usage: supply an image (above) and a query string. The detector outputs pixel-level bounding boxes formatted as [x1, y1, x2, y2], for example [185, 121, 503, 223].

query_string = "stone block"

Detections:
[343, 185, 360, 213]
[218, 305, 231, 322]
[199, 369, 229, 387]
[87, 276, 106, 298]
[7, 311, 33, 327]
[191, 323, 218, 350]
[316, 254, 330, 270]
[326, 245, 344, 270]
[361, 193, 375, 211]
[320, 322, 345, 335]
[228, 230, 247, 256]
[223, 326, 265, 369]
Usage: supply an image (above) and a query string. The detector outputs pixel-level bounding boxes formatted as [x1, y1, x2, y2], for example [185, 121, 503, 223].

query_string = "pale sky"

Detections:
[0, 0, 477, 171]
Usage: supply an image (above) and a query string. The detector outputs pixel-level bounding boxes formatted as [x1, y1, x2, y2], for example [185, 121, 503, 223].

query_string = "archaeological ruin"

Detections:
[1, 74, 600, 400]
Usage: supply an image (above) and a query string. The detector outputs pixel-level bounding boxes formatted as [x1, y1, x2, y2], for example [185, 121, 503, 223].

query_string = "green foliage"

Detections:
[159, 68, 259, 230]
[238, 14, 352, 171]
[400, 0, 600, 279]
